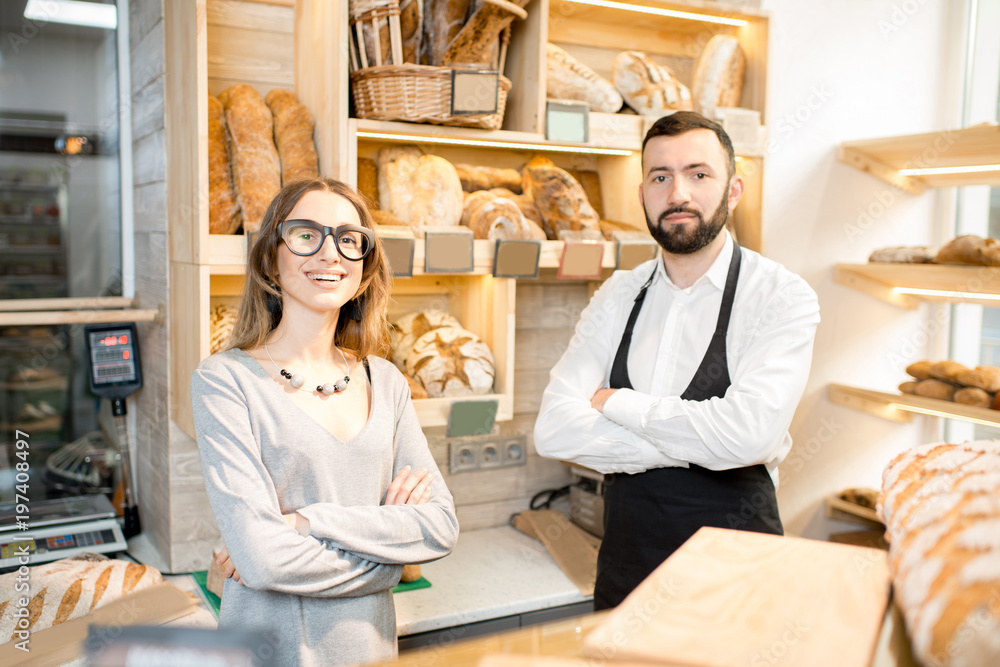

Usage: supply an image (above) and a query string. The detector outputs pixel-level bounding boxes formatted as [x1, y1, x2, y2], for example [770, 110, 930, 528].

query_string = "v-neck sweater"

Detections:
[191, 349, 459, 666]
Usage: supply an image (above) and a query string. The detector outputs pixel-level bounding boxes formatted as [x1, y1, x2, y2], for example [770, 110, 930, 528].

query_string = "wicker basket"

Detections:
[348, 0, 516, 130]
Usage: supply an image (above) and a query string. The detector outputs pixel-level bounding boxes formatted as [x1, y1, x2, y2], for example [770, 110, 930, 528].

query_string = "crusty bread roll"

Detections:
[489, 188, 543, 228]
[877, 440, 1000, 667]
[869, 246, 935, 263]
[914, 379, 957, 401]
[391, 310, 464, 371]
[406, 325, 495, 397]
[691, 35, 745, 116]
[954, 387, 991, 408]
[264, 89, 319, 185]
[956, 367, 1000, 394]
[935, 235, 1000, 266]
[612, 51, 692, 117]
[218, 85, 281, 232]
[929, 361, 971, 383]
[899, 381, 919, 395]
[545, 43, 623, 113]
[423, 0, 473, 66]
[379, 148, 464, 229]
[0, 554, 161, 638]
[465, 196, 537, 240]
[461, 190, 500, 227]
[400, 563, 423, 583]
[906, 360, 934, 380]
[208, 95, 242, 235]
[455, 164, 522, 193]
[521, 156, 601, 240]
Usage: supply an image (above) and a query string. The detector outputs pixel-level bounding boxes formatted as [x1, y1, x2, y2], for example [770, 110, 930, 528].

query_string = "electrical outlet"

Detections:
[448, 435, 528, 473]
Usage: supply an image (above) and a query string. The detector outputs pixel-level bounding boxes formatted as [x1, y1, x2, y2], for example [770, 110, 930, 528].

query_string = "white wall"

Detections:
[759, 0, 966, 538]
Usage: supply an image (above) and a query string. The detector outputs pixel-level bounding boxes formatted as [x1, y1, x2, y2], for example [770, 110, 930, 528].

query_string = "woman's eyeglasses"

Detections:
[278, 220, 374, 261]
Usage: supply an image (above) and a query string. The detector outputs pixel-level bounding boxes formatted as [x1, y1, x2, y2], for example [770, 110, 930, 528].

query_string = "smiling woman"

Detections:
[190, 177, 459, 666]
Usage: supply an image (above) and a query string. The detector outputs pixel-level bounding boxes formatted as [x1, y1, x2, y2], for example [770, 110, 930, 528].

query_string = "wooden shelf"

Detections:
[835, 263, 1000, 309]
[828, 383, 1000, 429]
[838, 124, 1000, 194]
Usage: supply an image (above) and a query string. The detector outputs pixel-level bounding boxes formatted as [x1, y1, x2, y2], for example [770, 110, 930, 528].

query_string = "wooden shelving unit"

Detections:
[838, 124, 1000, 194]
[834, 263, 1000, 309]
[829, 383, 1000, 430]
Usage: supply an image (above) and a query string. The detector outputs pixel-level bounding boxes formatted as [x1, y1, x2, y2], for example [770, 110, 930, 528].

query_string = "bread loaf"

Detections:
[218, 85, 281, 232]
[441, 0, 529, 67]
[567, 170, 603, 218]
[423, 0, 473, 66]
[521, 157, 601, 239]
[406, 326, 495, 397]
[914, 379, 957, 401]
[691, 35, 745, 116]
[956, 366, 1000, 394]
[264, 89, 318, 185]
[612, 51, 692, 117]
[869, 246, 935, 263]
[399, 0, 422, 63]
[371, 209, 408, 227]
[935, 235, 1000, 266]
[954, 387, 991, 408]
[906, 360, 934, 380]
[377, 149, 463, 228]
[489, 188, 543, 228]
[210, 303, 238, 355]
[0, 554, 161, 639]
[400, 563, 422, 583]
[455, 164, 522, 193]
[208, 94, 242, 235]
[465, 196, 538, 240]
[929, 361, 971, 383]
[405, 373, 428, 400]
[899, 381, 919, 395]
[546, 43, 623, 113]
[877, 440, 1000, 666]
[358, 157, 379, 210]
[391, 310, 464, 371]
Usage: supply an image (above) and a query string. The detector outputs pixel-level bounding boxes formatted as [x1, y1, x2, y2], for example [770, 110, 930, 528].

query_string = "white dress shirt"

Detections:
[533, 231, 820, 485]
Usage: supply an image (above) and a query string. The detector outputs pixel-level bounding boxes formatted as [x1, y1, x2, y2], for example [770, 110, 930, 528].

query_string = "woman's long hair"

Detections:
[225, 177, 392, 359]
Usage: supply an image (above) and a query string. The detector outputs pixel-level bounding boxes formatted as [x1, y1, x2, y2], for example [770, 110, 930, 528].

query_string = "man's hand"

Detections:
[591, 388, 618, 413]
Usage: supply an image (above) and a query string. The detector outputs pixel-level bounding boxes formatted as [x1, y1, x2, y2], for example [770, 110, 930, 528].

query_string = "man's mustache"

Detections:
[659, 207, 703, 224]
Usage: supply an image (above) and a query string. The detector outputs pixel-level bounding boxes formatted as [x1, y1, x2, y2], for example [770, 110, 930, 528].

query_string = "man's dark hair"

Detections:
[641, 111, 736, 180]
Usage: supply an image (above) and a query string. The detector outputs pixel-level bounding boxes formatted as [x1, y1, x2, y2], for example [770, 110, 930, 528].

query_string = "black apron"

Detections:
[594, 239, 783, 611]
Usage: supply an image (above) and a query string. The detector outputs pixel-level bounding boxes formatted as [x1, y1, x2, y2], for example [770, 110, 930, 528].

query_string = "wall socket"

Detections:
[449, 435, 527, 474]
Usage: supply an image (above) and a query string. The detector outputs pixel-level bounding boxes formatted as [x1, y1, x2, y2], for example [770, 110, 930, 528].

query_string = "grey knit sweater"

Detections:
[191, 349, 459, 666]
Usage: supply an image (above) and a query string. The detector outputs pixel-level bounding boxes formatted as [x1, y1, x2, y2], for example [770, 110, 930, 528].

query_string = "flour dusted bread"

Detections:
[377, 148, 463, 228]
[877, 441, 1000, 666]
[935, 235, 1000, 266]
[612, 51, 692, 117]
[441, 0, 528, 67]
[207, 94, 242, 235]
[218, 85, 281, 232]
[391, 309, 464, 371]
[691, 35, 746, 116]
[264, 89, 318, 185]
[464, 195, 539, 240]
[521, 156, 601, 239]
[869, 246, 935, 263]
[0, 553, 161, 639]
[406, 325, 495, 397]
[546, 43, 623, 113]
[423, 0, 473, 66]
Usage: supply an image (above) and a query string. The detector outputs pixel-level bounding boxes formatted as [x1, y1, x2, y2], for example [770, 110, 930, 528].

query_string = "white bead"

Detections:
[334, 378, 348, 392]
[321, 383, 336, 395]
[290, 374, 305, 388]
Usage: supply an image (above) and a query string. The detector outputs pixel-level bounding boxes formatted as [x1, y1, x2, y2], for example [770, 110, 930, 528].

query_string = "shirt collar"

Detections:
[655, 229, 733, 292]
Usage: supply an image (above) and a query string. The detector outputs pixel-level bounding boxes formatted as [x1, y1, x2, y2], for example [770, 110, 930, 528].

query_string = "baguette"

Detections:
[207, 94, 242, 234]
[264, 89, 319, 185]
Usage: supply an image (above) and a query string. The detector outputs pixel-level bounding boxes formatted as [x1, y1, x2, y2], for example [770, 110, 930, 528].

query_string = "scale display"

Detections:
[84, 323, 142, 399]
[0, 518, 126, 569]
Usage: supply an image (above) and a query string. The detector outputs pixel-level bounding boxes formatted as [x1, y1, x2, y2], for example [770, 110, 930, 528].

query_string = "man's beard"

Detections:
[645, 190, 729, 255]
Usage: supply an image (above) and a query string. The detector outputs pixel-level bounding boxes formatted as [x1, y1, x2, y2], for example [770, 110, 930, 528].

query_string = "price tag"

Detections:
[546, 100, 589, 144]
[493, 240, 541, 279]
[425, 226, 475, 273]
[557, 230, 605, 280]
[378, 227, 416, 278]
[450, 70, 500, 115]
[447, 399, 499, 438]
[612, 231, 660, 271]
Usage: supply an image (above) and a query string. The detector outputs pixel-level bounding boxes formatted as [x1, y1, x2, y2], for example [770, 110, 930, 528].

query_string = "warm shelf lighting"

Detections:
[891, 403, 1000, 429]
[897, 164, 1000, 176]
[24, 0, 117, 29]
[893, 287, 1000, 302]
[355, 131, 633, 156]
[563, 0, 748, 26]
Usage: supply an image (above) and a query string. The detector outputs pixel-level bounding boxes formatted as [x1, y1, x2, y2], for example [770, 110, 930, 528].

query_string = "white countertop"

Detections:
[394, 525, 592, 636]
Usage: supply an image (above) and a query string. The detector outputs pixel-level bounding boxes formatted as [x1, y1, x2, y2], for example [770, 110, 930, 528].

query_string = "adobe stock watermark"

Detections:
[878, 0, 932, 40]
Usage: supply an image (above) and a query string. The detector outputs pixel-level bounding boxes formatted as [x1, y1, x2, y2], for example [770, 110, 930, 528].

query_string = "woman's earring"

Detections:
[346, 299, 363, 322]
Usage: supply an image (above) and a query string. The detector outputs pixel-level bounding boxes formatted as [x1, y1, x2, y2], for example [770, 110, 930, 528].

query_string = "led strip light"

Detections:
[356, 131, 633, 156]
[893, 287, 1000, 302]
[891, 403, 1000, 429]
[898, 164, 1000, 176]
[562, 0, 748, 26]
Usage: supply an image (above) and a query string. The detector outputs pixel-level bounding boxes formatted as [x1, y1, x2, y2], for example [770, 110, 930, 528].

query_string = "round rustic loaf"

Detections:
[391, 310, 463, 371]
[546, 43, 623, 113]
[691, 35, 745, 116]
[612, 51, 692, 117]
[521, 156, 601, 239]
[405, 326, 495, 397]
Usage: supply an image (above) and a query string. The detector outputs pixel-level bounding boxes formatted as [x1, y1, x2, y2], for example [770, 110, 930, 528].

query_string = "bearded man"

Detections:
[534, 111, 821, 610]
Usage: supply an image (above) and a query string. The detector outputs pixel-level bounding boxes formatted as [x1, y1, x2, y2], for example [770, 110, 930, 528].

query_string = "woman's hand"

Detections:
[215, 545, 242, 584]
[384, 465, 433, 505]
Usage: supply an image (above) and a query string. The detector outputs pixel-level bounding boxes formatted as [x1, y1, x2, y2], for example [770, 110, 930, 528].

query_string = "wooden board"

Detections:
[581, 527, 891, 667]
[514, 509, 599, 596]
[824, 493, 882, 526]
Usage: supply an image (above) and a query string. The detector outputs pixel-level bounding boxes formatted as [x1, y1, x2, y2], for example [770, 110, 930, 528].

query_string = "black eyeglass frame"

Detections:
[277, 220, 375, 261]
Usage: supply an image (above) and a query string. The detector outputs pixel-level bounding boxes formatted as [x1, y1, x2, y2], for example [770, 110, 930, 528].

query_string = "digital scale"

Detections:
[0, 495, 126, 570]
